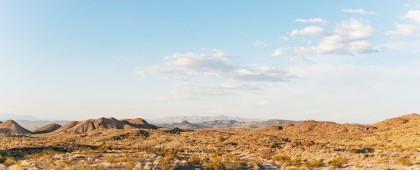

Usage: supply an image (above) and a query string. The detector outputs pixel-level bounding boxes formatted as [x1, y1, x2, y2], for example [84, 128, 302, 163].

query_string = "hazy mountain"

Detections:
[14, 120, 70, 131]
[0, 114, 41, 121]
[159, 119, 300, 129]
[160, 120, 206, 129]
[148, 115, 262, 124]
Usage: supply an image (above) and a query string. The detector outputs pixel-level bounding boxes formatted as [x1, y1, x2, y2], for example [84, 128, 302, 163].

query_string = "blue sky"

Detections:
[1, 1, 420, 123]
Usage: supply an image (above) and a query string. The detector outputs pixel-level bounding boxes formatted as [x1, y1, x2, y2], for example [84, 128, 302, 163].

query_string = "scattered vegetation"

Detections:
[398, 157, 413, 166]
[328, 157, 348, 168]
[0, 113, 417, 169]
[306, 159, 324, 168]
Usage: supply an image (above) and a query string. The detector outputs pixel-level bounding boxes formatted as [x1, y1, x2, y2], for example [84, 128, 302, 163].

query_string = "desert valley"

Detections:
[2, 1, 420, 170]
[0, 113, 418, 170]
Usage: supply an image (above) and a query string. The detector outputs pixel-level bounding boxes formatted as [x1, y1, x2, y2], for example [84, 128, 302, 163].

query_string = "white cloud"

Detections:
[294, 18, 326, 24]
[281, 36, 289, 41]
[254, 40, 272, 47]
[288, 26, 325, 37]
[137, 50, 294, 82]
[402, 10, 420, 24]
[229, 66, 292, 82]
[289, 62, 420, 93]
[174, 82, 261, 96]
[387, 10, 420, 37]
[313, 19, 377, 55]
[342, 8, 375, 15]
[284, 19, 377, 56]
[272, 48, 283, 57]
[387, 23, 420, 36]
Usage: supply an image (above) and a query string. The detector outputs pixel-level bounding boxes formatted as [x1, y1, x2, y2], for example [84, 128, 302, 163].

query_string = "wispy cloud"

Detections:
[312, 19, 378, 55]
[281, 19, 379, 59]
[137, 50, 294, 82]
[387, 23, 420, 36]
[294, 18, 327, 24]
[272, 48, 283, 57]
[387, 10, 420, 37]
[175, 82, 261, 96]
[402, 10, 420, 24]
[288, 26, 325, 37]
[254, 40, 272, 47]
[342, 8, 375, 15]
[137, 50, 295, 97]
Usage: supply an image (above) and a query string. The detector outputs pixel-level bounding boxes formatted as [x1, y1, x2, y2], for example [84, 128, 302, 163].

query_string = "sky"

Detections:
[1, 1, 420, 123]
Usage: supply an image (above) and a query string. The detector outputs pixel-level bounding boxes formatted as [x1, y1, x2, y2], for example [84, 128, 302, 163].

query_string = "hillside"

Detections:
[0, 113, 418, 169]
[0, 120, 33, 135]
[0, 117, 160, 135]
[34, 123, 62, 134]
[363, 113, 420, 147]
[15, 120, 69, 131]
[56, 117, 158, 133]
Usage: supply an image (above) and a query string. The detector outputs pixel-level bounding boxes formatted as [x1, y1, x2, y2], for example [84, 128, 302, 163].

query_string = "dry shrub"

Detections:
[4, 157, 17, 166]
[328, 157, 348, 168]
[188, 155, 201, 164]
[224, 154, 243, 169]
[204, 156, 223, 170]
[247, 160, 262, 168]
[306, 159, 324, 168]
[158, 159, 173, 170]
[398, 157, 412, 166]
[272, 155, 291, 166]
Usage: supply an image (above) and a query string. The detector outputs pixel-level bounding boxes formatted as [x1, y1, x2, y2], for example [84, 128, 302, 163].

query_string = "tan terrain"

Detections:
[0, 114, 418, 169]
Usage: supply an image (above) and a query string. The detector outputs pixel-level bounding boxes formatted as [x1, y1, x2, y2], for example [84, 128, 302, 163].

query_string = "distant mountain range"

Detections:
[14, 120, 70, 131]
[1, 114, 298, 130]
[0, 113, 419, 136]
[147, 115, 262, 124]
[157, 119, 300, 129]
[0, 114, 69, 130]
[0, 114, 41, 121]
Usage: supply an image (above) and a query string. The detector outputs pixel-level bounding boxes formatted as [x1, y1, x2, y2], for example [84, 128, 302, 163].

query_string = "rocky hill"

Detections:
[366, 113, 420, 147]
[34, 123, 62, 134]
[0, 117, 160, 135]
[373, 113, 420, 130]
[0, 113, 419, 169]
[56, 117, 158, 133]
[0, 120, 33, 135]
